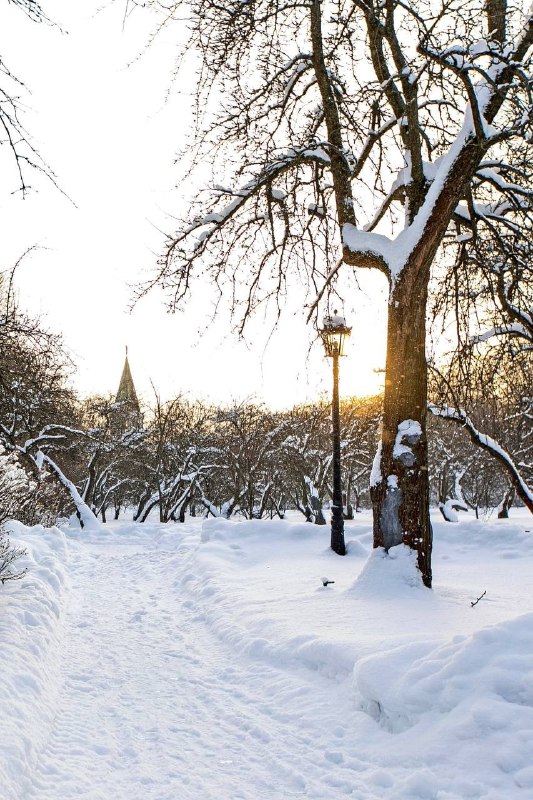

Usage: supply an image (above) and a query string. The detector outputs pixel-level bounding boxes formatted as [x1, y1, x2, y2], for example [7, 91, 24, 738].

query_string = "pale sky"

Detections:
[0, 0, 388, 409]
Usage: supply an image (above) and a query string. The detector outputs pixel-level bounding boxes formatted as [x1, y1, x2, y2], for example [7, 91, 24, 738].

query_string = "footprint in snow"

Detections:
[129, 610, 148, 623]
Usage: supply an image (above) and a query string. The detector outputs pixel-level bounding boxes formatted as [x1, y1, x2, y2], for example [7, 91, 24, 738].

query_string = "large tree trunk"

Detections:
[367, 143, 489, 588]
[371, 263, 433, 587]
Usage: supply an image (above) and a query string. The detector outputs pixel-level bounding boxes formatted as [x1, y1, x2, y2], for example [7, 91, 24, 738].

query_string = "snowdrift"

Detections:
[0, 522, 70, 799]
[356, 613, 533, 791]
[357, 611, 533, 728]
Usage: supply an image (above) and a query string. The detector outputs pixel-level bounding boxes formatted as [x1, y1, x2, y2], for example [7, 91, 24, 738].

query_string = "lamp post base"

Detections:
[331, 505, 346, 556]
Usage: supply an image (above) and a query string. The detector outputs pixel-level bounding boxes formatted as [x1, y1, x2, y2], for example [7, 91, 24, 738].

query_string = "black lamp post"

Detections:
[319, 310, 352, 556]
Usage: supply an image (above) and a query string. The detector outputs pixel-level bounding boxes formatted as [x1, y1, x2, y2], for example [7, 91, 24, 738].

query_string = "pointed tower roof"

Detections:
[115, 348, 140, 412]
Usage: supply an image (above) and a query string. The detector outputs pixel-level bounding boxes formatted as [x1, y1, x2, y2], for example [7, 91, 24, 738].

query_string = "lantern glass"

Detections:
[319, 312, 352, 357]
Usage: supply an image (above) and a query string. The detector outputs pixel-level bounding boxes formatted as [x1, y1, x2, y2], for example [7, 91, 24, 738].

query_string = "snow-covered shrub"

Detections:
[0, 447, 34, 583]
[0, 446, 35, 526]
[0, 446, 72, 528]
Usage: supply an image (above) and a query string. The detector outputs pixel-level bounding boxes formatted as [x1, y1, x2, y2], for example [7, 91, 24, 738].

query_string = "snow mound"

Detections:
[349, 544, 425, 598]
[356, 613, 533, 786]
[0, 522, 70, 799]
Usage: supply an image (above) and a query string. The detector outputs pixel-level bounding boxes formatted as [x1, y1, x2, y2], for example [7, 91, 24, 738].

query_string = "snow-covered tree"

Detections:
[135, 0, 532, 586]
[196, 402, 288, 520]
[129, 394, 217, 523]
[76, 394, 149, 522]
[429, 352, 532, 513]
[0, 445, 34, 525]
[0, 285, 102, 528]
[339, 396, 382, 515]
[281, 402, 332, 524]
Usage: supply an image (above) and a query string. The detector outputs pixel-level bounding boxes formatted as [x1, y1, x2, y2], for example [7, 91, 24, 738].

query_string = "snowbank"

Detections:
[0, 522, 70, 799]
[356, 613, 533, 791]
[195, 512, 533, 668]
[357, 611, 533, 727]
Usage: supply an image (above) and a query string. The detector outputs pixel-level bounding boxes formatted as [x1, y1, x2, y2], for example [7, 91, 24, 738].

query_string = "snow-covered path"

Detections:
[22, 530, 374, 800]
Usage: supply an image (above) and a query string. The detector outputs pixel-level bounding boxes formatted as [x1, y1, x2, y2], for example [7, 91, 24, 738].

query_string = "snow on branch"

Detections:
[19, 424, 86, 451]
[10, 0, 51, 23]
[175, 145, 331, 251]
[453, 199, 525, 229]
[471, 322, 532, 345]
[341, 226, 394, 277]
[475, 167, 532, 199]
[343, 110, 480, 280]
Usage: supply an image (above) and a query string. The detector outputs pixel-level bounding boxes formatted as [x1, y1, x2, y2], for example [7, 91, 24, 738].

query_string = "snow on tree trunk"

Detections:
[497, 486, 516, 519]
[371, 272, 433, 587]
[304, 476, 326, 525]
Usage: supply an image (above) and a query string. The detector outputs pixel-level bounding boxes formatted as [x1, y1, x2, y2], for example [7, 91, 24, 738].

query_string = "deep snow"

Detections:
[1, 510, 533, 799]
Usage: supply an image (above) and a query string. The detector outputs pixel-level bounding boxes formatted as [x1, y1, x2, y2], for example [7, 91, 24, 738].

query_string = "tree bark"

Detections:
[371, 264, 433, 587]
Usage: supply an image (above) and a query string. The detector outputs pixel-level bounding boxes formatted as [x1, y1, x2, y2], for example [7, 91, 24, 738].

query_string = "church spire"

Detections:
[115, 347, 140, 413]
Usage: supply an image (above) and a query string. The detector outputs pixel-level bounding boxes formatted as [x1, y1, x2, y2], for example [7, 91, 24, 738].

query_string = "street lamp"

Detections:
[319, 310, 352, 556]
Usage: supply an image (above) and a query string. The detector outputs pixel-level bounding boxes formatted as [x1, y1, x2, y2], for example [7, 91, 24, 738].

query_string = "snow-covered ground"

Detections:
[1, 509, 532, 799]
